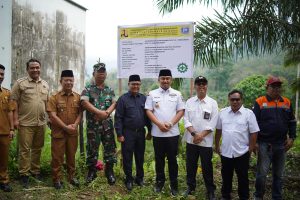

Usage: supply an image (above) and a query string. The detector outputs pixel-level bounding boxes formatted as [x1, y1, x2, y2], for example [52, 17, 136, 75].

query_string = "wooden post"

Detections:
[79, 118, 84, 157]
[118, 78, 122, 97]
[190, 78, 194, 97]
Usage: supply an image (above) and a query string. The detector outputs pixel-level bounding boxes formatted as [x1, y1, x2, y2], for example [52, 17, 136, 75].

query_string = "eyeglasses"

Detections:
[230, 98, 241, 102]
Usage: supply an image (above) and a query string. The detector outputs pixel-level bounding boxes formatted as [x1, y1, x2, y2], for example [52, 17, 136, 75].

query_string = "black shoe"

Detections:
[105, 163, 116, 185]
[0, 183, 12, 192]
[20, 175, 29, 189]
[53, 181, 63, 190]
[106, 174, 116, 185]
[183, 187, 195, 196]
[207, 192, 216, 200]
[170, 186, 178, 196]
[125, 181, 133, 191]
[134, 179, 144, 187]
[154, 184, 163, 193]
[70, 178, 80, 187]
[32, 173, 42, 181]
[86, 168, 97, 184]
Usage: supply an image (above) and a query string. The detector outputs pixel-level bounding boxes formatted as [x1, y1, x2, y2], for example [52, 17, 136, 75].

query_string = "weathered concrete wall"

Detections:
[0, 0, 12, 89]
[11, 0, 86, 93]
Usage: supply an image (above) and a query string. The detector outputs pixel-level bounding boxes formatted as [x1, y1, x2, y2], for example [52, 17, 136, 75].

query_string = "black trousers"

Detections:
[121, 129, 145, 182]
[221, 152, 250, 200]
[186, 143, 216, 192]
[153, 135, 179, 187]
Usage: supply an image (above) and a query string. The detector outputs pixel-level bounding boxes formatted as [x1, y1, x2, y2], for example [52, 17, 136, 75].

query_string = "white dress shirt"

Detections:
[216, 105, 260, 158]
[183, 95, 218, 147]
[145, 87, 185, 137]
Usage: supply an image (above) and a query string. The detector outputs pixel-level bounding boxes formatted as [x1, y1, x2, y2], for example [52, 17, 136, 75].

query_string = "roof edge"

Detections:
[64, 0, 87, 11]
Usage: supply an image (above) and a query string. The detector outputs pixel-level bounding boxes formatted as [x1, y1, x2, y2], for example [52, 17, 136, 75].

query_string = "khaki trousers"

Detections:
[18, 125, 45, 176]
[0, 135, 10, 184]
[51, 134, 78, 182]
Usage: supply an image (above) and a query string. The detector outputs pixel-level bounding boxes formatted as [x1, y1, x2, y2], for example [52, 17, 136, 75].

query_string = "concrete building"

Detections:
[0, 0, 86, 93]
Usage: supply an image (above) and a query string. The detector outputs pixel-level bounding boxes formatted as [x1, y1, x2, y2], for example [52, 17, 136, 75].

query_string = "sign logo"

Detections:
[177, 63, 188, 73]
[181, 27, 189, 34]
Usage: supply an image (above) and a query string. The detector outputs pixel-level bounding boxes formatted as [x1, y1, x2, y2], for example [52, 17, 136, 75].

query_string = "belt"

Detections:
[124, 127, 144, 133]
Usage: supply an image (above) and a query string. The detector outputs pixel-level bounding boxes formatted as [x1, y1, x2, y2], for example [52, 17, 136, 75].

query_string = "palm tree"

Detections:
[156, 0, 300, 67]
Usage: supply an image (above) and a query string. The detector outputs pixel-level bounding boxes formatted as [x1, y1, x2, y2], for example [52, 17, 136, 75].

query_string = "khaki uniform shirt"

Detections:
[10, 76, 49, 126]
[47, 90, 81, 138]
[0, 87, 15, 135]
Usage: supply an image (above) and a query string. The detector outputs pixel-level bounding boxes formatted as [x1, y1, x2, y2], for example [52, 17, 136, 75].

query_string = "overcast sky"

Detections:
[73, 0, 220, 74]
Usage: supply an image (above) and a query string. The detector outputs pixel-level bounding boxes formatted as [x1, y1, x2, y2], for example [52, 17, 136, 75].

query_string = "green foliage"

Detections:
[156, 0, 300, 68]
[233, 75, 267, 108]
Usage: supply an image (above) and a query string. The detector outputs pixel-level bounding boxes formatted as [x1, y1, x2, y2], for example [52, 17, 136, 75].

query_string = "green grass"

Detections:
[4, 123, 300, 199]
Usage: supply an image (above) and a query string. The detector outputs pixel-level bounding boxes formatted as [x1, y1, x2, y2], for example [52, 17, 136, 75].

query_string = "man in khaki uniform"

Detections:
[10, 58, 49, 188]
[47, 70, 82, 189]
[0, 64, 15, 192]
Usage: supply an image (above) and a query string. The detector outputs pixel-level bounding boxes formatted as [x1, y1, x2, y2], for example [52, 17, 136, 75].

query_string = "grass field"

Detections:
[1, 125, 300, 200]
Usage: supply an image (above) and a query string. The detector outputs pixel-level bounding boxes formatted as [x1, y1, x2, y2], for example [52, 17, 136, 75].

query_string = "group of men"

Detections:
[0, 59, 297, 200]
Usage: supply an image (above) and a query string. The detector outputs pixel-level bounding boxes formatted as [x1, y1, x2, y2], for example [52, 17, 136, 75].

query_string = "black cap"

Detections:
[159, 69, 172, 77]
[194, 76, 208, 84]
[129, 74, 141, 82]
[61, 70, 74, 78]
[93, 63, 106, 72]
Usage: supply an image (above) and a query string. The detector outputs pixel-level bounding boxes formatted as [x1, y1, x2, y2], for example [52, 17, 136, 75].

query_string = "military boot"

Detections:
[86, 167, 97, 184]
[105, 163, 116, 185]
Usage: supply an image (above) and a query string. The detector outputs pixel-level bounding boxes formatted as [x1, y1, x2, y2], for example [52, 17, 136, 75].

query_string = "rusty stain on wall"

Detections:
[11, 0, 85, 93]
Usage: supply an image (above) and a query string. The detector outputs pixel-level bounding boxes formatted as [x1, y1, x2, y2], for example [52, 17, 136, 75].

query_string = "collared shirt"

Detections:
[80, 84, 115, 129]
[114, 91, 152, 136]
[47, 90, 81, 138]
[10, 76, 49, 126]
[216, 105, 259, 158]
[145, 87, 185, 137]
[183, 95, 218, 147]
[0, 87, 15, 134]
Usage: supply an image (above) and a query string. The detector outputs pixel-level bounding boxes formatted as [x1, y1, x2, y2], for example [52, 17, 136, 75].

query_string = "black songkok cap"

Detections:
[61, 70, 74, 78]
[93, 63, 106, 72]
[194, 76, 208, 84]
[129, 74, 141, 82]
[159, 69, 172, 77]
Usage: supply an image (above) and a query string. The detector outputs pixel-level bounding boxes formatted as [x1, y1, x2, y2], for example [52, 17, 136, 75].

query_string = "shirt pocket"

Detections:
[152, 97, 162, 109]
[71, 101, 80, 114]
[235, 119, 248, 133]
[125, 103, 136, 116]
[40, 89, 48, 101]
[57, 102, 67, 114]
[187, 108, 197, 119]
[24, 87, 35, 94]
[0, 96, 9, 110]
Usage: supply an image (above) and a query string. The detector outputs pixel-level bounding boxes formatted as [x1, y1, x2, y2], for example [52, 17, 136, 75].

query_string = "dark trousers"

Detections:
[153, 135, 179, 188]
[221, 152, 250, 200]
[186, 143, 215, 192]
[121, 129, 145, 182]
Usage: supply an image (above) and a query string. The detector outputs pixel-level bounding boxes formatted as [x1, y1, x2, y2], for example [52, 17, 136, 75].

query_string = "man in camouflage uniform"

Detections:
[81, 62, 117, 185]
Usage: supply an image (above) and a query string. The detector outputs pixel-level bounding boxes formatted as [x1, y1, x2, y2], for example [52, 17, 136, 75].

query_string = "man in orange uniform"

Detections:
[47, 70, 82, 189]
[0, 64, 15, 192]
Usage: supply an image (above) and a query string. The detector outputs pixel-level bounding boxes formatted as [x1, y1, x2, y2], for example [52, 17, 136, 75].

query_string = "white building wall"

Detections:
[0, 0, 12, 88]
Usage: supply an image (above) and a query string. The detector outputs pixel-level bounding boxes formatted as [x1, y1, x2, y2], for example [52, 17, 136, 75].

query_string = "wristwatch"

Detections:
[191, 131, 196, 137]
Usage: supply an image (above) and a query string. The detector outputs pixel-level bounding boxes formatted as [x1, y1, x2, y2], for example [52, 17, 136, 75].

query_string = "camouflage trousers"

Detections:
[86, 119, 117, 168]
